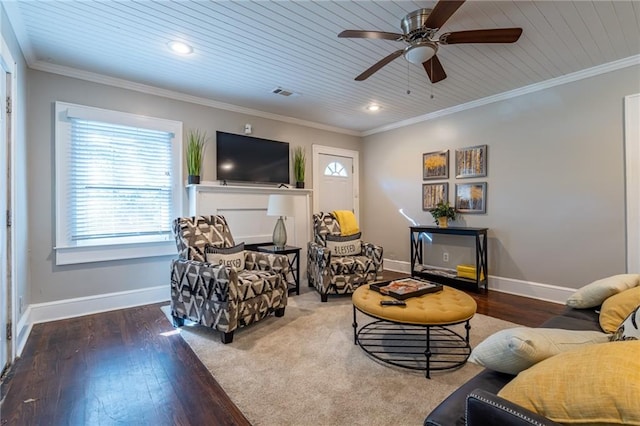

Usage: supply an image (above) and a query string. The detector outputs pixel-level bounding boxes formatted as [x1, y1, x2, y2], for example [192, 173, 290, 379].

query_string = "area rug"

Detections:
[162, 288, 518, 426]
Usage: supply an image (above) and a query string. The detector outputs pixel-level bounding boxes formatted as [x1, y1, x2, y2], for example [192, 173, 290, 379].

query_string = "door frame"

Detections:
[625, 93, 640, 273]
[312, 145, 359, 222]
[0, 35, 17, 364]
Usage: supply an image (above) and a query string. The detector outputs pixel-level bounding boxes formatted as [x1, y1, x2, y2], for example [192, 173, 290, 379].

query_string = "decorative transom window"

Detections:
[324, 161, 348, 177]
[54, 102, 183, 265]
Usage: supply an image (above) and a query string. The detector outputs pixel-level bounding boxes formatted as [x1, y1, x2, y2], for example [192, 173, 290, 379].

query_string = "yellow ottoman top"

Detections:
[352, 284, 477, 325]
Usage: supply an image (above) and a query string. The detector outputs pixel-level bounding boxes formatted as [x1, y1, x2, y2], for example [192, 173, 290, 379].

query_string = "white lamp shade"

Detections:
[267, 194, 295, 217]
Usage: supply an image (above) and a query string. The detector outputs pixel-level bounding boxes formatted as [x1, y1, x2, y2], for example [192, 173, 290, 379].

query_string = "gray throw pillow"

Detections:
[205, 243, 245, 270]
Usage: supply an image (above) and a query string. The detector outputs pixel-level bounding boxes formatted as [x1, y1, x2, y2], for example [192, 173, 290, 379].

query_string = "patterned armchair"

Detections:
[170, 215, 290, 343]
[307, 212, 383, 302]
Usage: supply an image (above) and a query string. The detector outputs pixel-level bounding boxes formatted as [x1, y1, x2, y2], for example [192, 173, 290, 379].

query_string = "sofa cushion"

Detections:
[610, 305, 640, 341]
[566, 274, 640, 309]
[205, 243, 245, 270]
[599, 286, 640, 333]
[468, 327, 609, 375]
[326, 232, 362, 255]
[497, 340, 640, 425]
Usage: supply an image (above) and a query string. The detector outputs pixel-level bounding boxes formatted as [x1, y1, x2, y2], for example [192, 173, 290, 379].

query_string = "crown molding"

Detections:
[29, 61, 360, 137]
[26, 52, 640, 139]
[363, 54, 640, 137]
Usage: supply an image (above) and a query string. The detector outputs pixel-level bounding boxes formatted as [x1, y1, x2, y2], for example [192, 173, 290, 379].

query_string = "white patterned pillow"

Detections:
[566, 274, 640, 308]
[205, 243, 245, 270]
[326, 232, 361, 256]
[610, 305, 640, 341]
[469, 327, 610, 375]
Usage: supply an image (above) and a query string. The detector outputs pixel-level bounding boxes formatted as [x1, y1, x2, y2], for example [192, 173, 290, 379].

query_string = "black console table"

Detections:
[410, 226, 488, 291]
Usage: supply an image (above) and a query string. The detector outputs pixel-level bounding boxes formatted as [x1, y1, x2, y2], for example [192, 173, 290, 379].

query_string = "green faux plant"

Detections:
[186, 129, 207, 177]
[429, 201, 456, 223]
[293, 146, 306, 183]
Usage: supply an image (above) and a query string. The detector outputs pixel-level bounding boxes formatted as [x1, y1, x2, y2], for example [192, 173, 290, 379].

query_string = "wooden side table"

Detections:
[256, 245, 301, 295]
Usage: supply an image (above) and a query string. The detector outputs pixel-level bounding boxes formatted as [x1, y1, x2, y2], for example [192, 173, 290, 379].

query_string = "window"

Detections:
[55, 102, 183, 265]
[324, 161, 348, 177]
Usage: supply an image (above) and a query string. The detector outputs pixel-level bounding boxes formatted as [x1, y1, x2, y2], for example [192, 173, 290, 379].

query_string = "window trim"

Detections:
[54, 101, 183, 265]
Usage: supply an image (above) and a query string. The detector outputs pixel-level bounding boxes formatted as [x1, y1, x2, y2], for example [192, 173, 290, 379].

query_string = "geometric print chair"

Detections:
[307, 212, 383, 302]
[170, 215, 290, 343]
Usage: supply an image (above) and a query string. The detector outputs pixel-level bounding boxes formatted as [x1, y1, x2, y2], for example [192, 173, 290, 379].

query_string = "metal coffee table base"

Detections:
[353, 306, 472, 379]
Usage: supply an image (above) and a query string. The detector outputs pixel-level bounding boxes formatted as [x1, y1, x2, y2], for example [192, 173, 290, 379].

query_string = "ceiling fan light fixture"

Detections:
[404, 42, 437, 65]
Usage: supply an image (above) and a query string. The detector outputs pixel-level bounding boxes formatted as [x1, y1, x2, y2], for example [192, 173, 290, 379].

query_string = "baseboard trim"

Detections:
[15, 307, 33, 357]
[15, 286, 170, 356]
[384, 258, 572, 304]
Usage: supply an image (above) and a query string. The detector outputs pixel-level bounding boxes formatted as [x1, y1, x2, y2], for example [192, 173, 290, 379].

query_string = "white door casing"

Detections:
[625, 93, 640, 273]
[0, 35, 16, 364]
[312, 145, 359, 222]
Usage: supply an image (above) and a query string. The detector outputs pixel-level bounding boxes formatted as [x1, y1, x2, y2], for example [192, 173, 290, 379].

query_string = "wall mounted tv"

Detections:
[216, 131, 290, 185]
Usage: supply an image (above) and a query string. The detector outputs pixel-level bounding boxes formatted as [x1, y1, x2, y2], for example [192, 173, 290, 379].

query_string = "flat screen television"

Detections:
[216, 131, 290, 185]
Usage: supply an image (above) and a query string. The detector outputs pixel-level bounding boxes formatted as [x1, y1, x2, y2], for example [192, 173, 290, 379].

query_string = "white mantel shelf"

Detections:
[186, 181, 313, 195]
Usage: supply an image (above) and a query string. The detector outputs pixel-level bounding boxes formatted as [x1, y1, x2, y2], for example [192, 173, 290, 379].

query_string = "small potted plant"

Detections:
[187, 129, 208, 184]
[430, 201, 456, 228]
[293, 146, 306, 188]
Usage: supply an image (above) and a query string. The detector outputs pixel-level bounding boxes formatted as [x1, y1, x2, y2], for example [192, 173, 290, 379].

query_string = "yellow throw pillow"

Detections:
[566, 274, 640, 309]
[600, 286, 640, 333]
[498, 341, 640, 425]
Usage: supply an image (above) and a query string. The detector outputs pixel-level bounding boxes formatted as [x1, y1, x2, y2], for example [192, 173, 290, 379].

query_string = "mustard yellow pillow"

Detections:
[600, 286, 640, 333]
[498, 341, 640, 425]
[566, 274, 640, 309]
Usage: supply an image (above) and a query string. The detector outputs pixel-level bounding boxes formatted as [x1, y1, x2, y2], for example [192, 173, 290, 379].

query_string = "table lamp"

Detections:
[267, 194, 294, 249]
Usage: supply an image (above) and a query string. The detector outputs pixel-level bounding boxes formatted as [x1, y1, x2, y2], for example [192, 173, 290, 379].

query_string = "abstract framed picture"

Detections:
[455, 145, 487, 178]
[423, 150, 449, 180]
[455, 182, 487, 214]
[422, 183, 448, 211]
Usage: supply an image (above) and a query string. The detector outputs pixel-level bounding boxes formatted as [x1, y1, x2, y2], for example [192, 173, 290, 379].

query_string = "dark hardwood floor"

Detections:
[1, 272, 565, 426]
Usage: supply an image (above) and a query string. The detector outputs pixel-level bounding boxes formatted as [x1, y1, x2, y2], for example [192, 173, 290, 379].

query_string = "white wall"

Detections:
[362, 64, 640, 291]
[26, 69, 361, 305]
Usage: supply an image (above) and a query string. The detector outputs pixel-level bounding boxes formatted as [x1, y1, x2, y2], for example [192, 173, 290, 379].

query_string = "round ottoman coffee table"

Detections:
[352, 283, 477, 378]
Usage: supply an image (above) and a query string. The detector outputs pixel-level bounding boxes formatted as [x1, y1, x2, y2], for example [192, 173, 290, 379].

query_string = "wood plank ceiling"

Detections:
[5, 1, 640, 134]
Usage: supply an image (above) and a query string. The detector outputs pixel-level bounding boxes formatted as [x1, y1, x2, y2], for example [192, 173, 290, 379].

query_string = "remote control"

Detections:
[380, 300, 406, 306]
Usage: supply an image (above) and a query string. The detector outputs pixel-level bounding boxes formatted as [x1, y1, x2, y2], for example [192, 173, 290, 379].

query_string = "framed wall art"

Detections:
[455, 182, 487, 214]
[455, 145, 487, 178]
[422, 183, 448, 211]
[423, 150, 449, 180]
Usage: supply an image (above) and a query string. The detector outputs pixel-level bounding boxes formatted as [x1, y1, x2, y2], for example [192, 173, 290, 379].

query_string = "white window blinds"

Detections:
[68, 119, 173, 241]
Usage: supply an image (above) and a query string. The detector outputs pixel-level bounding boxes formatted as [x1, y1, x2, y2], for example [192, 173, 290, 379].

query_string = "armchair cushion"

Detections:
[326, 232, 362, 255]
[205, 243, 245, 270]
[237, 270, 282, 300]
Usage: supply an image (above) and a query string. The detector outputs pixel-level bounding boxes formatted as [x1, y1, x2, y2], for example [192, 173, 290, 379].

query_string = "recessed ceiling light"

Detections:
[366, 104, 381, 112]
[168, 40, 193, 55]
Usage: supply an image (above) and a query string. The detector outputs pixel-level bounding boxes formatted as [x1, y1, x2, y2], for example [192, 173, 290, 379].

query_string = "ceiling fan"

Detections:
[338, 0, 522, 84]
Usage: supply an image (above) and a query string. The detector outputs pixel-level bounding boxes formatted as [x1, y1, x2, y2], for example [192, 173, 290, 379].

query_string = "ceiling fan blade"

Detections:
[440, 28, 523, 44]
[338, 30, 403, 41]
[424, 0, 465, 30]
[355, 49, 404, 81]
[422, 55, 447, 83]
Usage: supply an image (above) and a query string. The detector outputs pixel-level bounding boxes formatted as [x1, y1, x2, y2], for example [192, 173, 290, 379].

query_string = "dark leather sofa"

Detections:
[424, 306, 601, 426]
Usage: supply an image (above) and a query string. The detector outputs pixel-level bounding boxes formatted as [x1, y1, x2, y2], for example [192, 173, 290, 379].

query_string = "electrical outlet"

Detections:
[443, 252, 449, 262]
